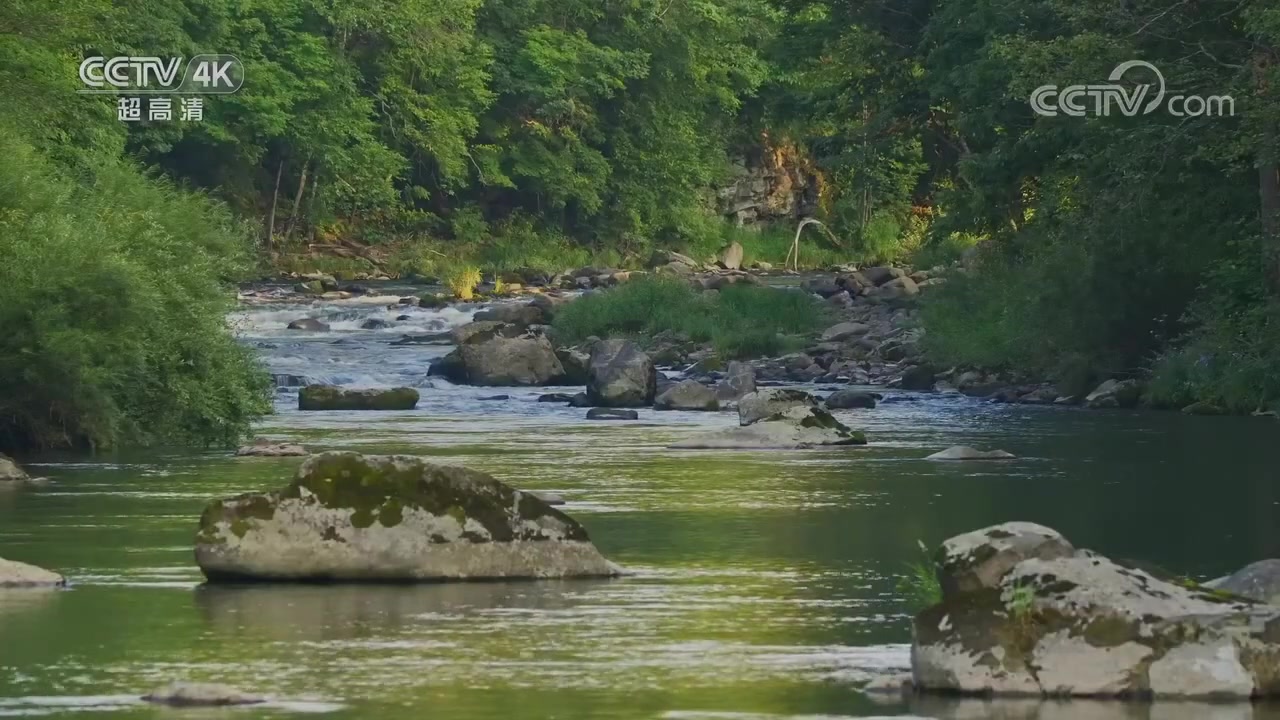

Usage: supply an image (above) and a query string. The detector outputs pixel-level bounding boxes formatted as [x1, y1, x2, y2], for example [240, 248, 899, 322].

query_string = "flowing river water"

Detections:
[1, 285, 1279, 719]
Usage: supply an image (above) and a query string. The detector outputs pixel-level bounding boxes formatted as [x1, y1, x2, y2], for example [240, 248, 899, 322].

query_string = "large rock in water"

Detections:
[0, 557, 65, 587]
[0, 454, 29, 482]
[195, 452, 619, 582]
[458, 335, 566, 386]
[654, 380, 719, 411]
[737, 388, 817, 426]
[298, 385, 419, 411]
[669, 407, 867, 450]
[586, 339, 656, 407]
[912, 522, 1280, 699]
[715, 361, 756, 402]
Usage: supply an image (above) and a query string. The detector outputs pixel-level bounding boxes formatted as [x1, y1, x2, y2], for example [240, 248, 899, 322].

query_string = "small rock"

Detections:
[586, 408, 639, 420]
[360, 318, 391, 330]
[719, 241, 744, 271]
[529, 491, 566, 506]
[286, 318, 330, 332]
[537, 393, 575, 403]
[925, 446, 1016, 461]
[1209, 559, 1280, 604]
[1182, 401, 1226, 416]
[737, 388, 818, 426]
[825, 389, 877, 410]
[142, 683, 265, 707]
[1084, 379, 1143, 409]
[0, 454, 29, 483]
[821, 322, 871, 342]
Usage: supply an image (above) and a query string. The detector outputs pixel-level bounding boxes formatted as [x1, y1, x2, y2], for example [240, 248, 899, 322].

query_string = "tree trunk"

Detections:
[286, 158, 310, 241]
[266, 160, 283, 247]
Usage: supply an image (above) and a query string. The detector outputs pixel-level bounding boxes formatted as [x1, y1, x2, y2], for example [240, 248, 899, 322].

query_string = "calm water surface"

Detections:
[1, 289, 1278, 719]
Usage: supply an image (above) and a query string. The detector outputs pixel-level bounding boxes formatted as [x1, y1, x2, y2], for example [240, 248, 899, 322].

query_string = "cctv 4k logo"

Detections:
[78, 55, 244, 94]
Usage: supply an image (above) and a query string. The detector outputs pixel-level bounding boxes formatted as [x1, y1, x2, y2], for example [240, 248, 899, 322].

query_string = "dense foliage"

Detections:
[4, 0, 1280, 424]
[552, 277, 828, 359]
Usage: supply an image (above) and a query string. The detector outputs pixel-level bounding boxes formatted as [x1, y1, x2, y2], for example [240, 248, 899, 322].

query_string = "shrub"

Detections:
[444, 265, 483, 300]
[552, 276, 828, 359]
[0, 133, 272, 452]
[896, 540, 942, 611]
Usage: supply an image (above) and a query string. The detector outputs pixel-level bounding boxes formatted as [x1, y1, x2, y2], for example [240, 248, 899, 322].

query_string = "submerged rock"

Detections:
[925, 446, 1016, 461]
[737, 388, 817, 426]
[586, 339, 656, 407]
[670, 406, 867, 450]
[286, 318, 330, 332]
[0, 557, 65, 587]
[912, 522, 1280, 700]
[654, 380, 719, 411]
[195, 451, 619, 582]
[298, 385, 419, 411]
[585, 408, 639, 421]
[142, 682, 265, 707]
[235, 440, 309, 457]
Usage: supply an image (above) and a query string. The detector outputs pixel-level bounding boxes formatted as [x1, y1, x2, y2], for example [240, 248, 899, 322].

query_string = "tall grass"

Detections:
[0, 133, 272, 452]
[551, 276, 829, 358]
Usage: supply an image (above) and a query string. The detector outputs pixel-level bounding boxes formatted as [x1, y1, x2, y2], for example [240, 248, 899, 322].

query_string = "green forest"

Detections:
[2, 0, 1280, 451]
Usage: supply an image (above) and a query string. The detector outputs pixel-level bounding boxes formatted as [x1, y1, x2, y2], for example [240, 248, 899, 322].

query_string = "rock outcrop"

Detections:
[911, 522, 1280, 700]
[670, 406, 867, 450]
[586, 339, 656, 407]
[298, 385, 419, 411]
[195, 452, 619, 582]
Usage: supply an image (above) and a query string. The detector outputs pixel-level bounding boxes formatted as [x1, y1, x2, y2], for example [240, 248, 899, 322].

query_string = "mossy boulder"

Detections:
[298, 385, 419, 411]
[737, 388, 816, 426]
[195, 452, 621, 582]
[912, 522, 1280, 700]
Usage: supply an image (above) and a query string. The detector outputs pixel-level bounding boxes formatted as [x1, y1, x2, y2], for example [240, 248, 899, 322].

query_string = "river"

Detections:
[1, 286, 1278, 719]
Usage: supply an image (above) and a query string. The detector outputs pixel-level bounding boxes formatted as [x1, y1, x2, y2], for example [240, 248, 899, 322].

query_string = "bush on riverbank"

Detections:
[551, 276, 828, 359]
[0, 134, 272, 453]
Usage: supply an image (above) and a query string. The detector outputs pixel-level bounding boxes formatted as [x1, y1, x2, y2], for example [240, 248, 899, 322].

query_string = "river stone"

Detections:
[825, 389, 877, 410]
[925, 446, 1016, 461]
[286, 318, 329, 332]
[670, 406, 867, 450]
[1084, 379, 1143, 409]
[298, 385, 419, 411]
[654, 380, 719, 411]
[428, 350, 467, 383]
[719, 241, 744, 270]
[821, 322, 871, 342]
[585, 408, 639, 420]
[737, 388, 817, 426]
[452, 320, 517, 346]
[143, 682, 265, 707]
[899, 365, 936, 391]
[912, 523, 1280, 699]
[195, 452, 620, 582]
[555, 348, 591, 385]
[458, 335, 566, 386]
[1209, 559, 1280, 605]
[586, 339, 656, 407]
[0, 557, 65, 587]
[0, 454, 29, 482]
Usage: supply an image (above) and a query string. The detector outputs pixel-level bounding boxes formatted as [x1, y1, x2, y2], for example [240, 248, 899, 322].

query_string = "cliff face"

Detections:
[716, 138, 822, 226]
